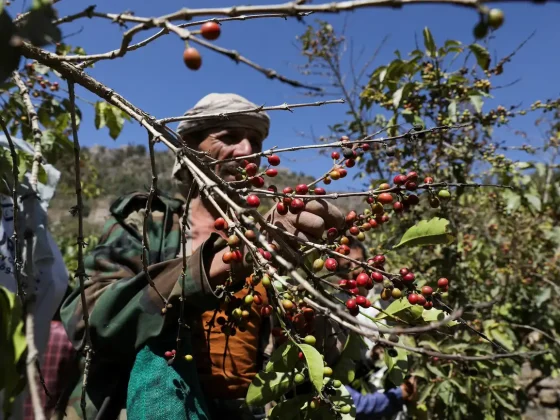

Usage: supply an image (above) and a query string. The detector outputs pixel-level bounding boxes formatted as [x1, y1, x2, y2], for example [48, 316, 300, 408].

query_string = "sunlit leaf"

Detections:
[298, 343, 324, 393]
[393, 217, 455, 249]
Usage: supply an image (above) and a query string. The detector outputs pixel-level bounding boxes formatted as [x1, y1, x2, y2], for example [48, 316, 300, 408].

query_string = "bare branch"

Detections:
[157, 99, 345, 125]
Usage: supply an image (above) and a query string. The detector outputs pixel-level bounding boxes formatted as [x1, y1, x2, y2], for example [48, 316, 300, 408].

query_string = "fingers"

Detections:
[292, 212, 325, 240]
[303, 199, 345, 230]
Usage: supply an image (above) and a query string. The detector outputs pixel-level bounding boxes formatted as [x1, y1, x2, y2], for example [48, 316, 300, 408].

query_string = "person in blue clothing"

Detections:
[336, 238, 418, 418]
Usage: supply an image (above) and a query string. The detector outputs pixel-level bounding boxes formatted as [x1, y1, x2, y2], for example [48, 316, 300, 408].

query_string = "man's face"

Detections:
[187, 127, 264, 183]
[337, 246, 366, 280]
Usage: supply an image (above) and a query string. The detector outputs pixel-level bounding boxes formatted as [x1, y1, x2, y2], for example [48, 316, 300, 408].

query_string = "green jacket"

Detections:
[59, 192, 227, 419]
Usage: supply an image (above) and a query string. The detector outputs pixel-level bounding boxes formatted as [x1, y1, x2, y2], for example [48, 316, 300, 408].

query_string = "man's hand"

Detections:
[401, 376, 418, 402]
[264, 198, 346, 245]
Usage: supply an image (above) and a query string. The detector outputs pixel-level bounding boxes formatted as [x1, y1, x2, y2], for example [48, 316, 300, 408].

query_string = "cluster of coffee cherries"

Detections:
[183, 21, 222, 70]
[240, 154, 282, 209]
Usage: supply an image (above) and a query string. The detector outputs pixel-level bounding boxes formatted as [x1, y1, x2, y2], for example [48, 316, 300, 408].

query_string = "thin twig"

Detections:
[157, 99, 344, 125]
[68, 81, 93, 420]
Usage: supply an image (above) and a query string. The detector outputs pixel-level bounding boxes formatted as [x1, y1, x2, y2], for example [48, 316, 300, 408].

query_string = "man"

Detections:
[59, 93, 346, 419]
[0, 134, 69, 419]
[336, 238, 418, 419]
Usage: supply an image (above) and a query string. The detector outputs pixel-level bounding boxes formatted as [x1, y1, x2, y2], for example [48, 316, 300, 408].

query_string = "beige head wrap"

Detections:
[172, 93, 271, 192]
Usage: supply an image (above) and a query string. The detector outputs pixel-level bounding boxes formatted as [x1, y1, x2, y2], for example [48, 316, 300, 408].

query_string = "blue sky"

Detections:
[13, 1, 560, 189]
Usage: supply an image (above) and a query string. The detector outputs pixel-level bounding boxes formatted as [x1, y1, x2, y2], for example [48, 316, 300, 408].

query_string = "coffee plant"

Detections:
[0, 1, 557, 419]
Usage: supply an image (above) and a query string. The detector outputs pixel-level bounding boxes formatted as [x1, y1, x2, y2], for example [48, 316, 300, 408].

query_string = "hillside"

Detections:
[47, 145, 365, 240]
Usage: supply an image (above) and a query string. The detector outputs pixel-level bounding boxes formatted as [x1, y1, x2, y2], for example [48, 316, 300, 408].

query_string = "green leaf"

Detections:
[374, 298, 423, 323]
[470, 95, 484, 113]
[418, 382, 435, 404]
[535, 288, 551, 307]
[265, 342, 299, 373]
[524, 194, 542, 211]
[246, 370, 296, 407]
[422, 308, 459, 327]
[423, 27, 437, 57]
[297, 343, 324, 394]
[267, 395, 308, 419]
[384, 347, 408, 386]
[340, 332, 365, 360]
[426, 363, 446, 378]
[469, 44, 491, 70]
[393, 217, 455, 249]
[435, 380, 453, 405]
[490, 389, 516, 411]
[104, 105, 125, 140]
[94, 102, 107, 129]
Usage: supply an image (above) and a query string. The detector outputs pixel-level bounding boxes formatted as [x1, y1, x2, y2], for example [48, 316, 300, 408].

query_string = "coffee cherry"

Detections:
[326, 227, 338, 240]
[267, 154, 281, 166]
[323, 176, 331, 185]
[421, 285, 433, 296]
[405, 181, 418, 191]
[338, 169, 348, 178]
[380, 288, 392, 300]
[399, 267, 409, 276]
[200, 22, 221, 40]
[345, 210, 358, 224]
[373, 254, 386, 265]
[251, 176, 265, 188]
[371, 272, 384, 283]
[391, 288, 402, 299]
[402, 272, 415, 283]
[424, 301, 433, 310]
[331, 151, 340, 159]
[222, 251, 233, 264]
[261, 305, 272, 317]
[183, 47, 202, 70]
[393, 202, 404, 212]
[339, 405, 352, 414]
[345, 159, 355, 168]
[340, 236, 350, 245]
[246, 194, 260, 207]
[303, 335, 316, 346]
[325, 258, 338, 272]
[365, 278, 374, 290]
[253, 294, 263, 305]
[314, 187, 326, 195]
[261, 275, 271, 287]
[356, 295, 367, 307]
[408, 293, 419, 305]
[393, 174, 407, 185]
[349, 226, 360, 236]
[313, 259, 324, 272]
[282, 300, 295, 311]
[488, 8, 504, 29]
[356, 273, 369, 287]
[276, 202, 288, 215]
[244, 294, 254, 305]
[424, 176, 434, 184]
[289, 198, 306, 214]
[332, 379, 342, 388]
[438, 189, 451, 200]
[379, 183, 391, 190]
[295, 184, 309, 195]
[429, 197, 441, 208]
[184, 354, 194, 362]
[407, 171, 419, 182]
[227, 235, 240, 246]
[323, 366, 333, 377]
[342, 147, 355, 159]
[330, 170, 341, 180]
[245, 163, 258, 177]
[290, 372, 305, 385]
[164, 351, 173, 358]
[339, 279, 348, 289]
[265, 168, 278, 177]
[369, 219, 378, 228]
[378, 193, 394, 205]
[346, 279, 357, 289]
[214, 217, 228, 231]
[346, 298, 357, 310]
[283, 187, 293, 194]
[416, 295, 427, 306]
[437, 277, 449, 288]
[406, 194, 420, 205]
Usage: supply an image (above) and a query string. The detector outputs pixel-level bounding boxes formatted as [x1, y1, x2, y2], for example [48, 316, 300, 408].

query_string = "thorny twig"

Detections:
[68, 81, 93, 420]
[157, 99, 345, 125]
